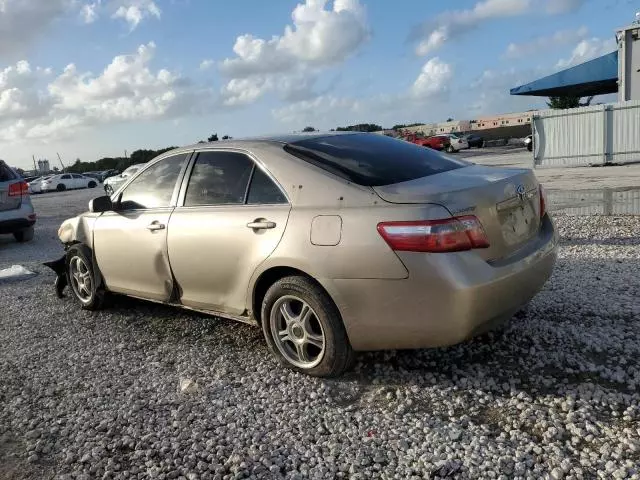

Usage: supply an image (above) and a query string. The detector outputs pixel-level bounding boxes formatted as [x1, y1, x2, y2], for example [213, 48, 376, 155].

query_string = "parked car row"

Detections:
[401, 132, 486, 153]
[27, 173, 99, 193]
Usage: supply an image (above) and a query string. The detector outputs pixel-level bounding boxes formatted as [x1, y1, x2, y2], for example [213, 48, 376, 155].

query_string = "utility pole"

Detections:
[57, 152, 66, 173]
[32, 155, 37, 173]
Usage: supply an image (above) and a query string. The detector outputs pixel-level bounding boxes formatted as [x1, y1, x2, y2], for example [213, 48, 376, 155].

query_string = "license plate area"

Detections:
[497, 195, 538, 247]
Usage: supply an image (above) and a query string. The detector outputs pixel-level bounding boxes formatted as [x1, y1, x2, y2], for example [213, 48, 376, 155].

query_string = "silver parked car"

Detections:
[49, 133, 557, 377]
[0, 160, 36, 242]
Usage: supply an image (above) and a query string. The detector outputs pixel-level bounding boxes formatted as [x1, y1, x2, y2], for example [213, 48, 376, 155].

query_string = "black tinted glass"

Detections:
[247, 168, 287, 205]
[184, 151, 254, 206]
[284, 133, 469, 187]
[119, 154, 187, 210]
[0, 162, 16, 182]
[61, 174, 71, 179]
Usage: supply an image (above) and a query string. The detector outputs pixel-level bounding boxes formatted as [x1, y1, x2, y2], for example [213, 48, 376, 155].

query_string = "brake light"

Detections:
[8, 181, 29, 197]
[539, 184, 547, 218]
[377, 215, 490, 253]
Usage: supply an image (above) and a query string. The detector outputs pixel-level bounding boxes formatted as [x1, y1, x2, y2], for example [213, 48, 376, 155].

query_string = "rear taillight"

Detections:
[8, 181, 29, 197]
[539, 184, 547, 218]
[377, 215, 490, 253]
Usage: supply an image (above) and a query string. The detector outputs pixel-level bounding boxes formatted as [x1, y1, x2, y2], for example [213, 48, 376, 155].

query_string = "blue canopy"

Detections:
[510, 51, 618, 97]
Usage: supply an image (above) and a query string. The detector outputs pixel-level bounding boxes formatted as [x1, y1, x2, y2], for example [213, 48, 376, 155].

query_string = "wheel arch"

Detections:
[250, 266, 342, 328]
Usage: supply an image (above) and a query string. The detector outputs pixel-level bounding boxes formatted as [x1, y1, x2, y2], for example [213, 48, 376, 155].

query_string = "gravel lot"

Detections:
[1, 189, 639, 479]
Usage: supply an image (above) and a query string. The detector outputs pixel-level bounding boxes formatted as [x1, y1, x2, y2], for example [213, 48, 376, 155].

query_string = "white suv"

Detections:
[0, 160, 36, 242]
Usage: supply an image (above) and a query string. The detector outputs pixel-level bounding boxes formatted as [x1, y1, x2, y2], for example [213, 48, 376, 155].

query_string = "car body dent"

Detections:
[58, 213, 98, 247]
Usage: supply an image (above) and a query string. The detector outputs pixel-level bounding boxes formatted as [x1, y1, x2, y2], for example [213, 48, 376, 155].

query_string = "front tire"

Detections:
[261, 276, 354, 377]
[13, 226, 34, 243]
[66, 244, 107, 311]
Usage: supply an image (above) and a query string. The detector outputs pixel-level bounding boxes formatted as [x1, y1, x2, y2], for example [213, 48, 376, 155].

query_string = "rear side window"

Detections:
[0, 162, 17, 181]
[184, 151, 254, 206]
[247, 168, 287, 205]
[283, 134, 469, 187]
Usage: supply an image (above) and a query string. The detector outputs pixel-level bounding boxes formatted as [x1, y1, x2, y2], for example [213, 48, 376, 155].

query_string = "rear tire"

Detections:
[261, 276, 354, 377]
[13, 226, 34, 243]
[88, 181, 97, 188]
[56, 184, 66, 192]
[66, 244, 107, 311]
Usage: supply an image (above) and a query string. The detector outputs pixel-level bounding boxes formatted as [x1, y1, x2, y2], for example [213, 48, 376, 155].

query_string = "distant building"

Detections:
[37, 159, 50, 174]
[470, 112, 533, 131]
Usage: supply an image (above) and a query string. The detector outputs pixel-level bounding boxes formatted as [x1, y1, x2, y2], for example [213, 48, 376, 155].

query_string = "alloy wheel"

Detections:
[69, 255, 93, 303]
[269, 295, 326, 369]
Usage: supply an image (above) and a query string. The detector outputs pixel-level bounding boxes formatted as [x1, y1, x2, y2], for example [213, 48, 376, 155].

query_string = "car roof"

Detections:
[163, 132, 362, 156]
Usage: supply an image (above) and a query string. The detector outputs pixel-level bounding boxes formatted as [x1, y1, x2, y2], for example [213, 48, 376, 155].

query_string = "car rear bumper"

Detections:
[327, 215, 558, 351]
[0, 201, 36, 234]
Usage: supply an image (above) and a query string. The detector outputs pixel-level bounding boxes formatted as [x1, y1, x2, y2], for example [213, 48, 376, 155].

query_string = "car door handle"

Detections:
[246, 220, 276, 230]
[146, 222, 166, 231]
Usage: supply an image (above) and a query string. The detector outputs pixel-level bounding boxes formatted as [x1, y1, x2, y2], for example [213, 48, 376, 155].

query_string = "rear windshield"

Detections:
[0, 162, 17, 182]
[283, 133, 469, 187]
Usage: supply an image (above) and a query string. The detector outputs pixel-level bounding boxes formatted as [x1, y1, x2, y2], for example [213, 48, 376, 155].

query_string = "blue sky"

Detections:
[0, 0, 636, 169]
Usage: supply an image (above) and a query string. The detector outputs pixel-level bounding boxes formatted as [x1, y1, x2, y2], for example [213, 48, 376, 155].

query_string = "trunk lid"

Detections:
[372, 164, 542, 260]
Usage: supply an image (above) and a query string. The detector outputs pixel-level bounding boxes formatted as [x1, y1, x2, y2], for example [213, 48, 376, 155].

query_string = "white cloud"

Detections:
[0, 42, 212, 142]
[413, 0, 532, 56]
[81, 1, 101, 23]
[556, 37, 617, 68]
[199, 59, 214, 71]
[0, 0, 77, 58]
[273, 57, 452, 126]
[412, 0, 587, 56]
[219, 0, 369, 106]
[272, 94, 360, 124]
[410, 57, 452, 98]
[504, 26, 588, 59]
[469, 67, 548, 115]
[112, 0, 161, 30]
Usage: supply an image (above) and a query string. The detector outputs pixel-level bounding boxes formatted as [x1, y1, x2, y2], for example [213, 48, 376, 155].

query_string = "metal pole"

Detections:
[57, 152, 66, 172]
[32, 155, 37, 172]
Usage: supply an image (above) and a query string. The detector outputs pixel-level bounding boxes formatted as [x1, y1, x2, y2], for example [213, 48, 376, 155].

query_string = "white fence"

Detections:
[532, 100, 640, 168]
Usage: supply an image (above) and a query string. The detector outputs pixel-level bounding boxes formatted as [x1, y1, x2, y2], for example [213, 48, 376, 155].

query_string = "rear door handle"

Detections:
[146, 222, 166, 231]
[246, 220, 276, 230]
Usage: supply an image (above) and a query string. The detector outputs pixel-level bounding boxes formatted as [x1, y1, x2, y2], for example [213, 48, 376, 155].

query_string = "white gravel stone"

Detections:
[1, 192, 640, 478]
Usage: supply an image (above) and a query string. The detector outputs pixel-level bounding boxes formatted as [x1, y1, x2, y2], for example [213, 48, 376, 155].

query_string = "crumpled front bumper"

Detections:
[42, 255, 67, 298]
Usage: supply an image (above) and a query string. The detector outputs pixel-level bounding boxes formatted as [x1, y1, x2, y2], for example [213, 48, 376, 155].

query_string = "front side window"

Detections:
[61, 174, 71, 179]
[119, 154, 188, 210]
[184, 151, 254, 206]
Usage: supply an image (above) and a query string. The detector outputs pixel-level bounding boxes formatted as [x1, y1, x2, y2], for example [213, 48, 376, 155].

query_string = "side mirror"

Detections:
[89, 196, 113, 213]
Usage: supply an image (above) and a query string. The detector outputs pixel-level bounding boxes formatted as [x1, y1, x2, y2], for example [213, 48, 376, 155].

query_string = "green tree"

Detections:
[222, 135, 232, 140]
[392, 123, 423, 130]
[446, 117, 454, 122]
[208, 133, 219, 142]
[335, 123, 382, 132]
[302, 126, 316, 132]
[546, 96, 581, 109]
